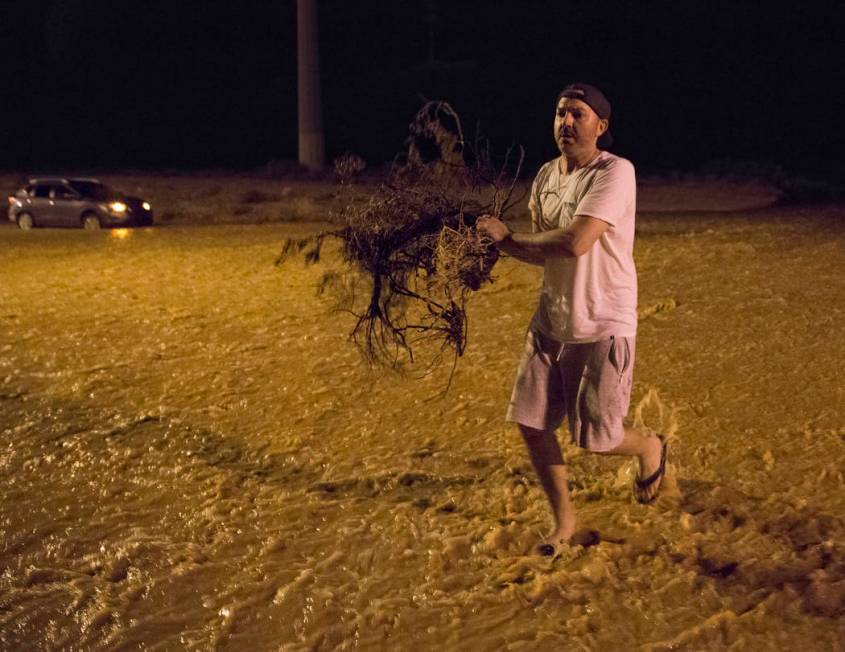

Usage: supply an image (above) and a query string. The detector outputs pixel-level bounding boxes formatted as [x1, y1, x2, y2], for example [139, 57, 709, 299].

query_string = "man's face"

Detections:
[554, 97, 608, 155]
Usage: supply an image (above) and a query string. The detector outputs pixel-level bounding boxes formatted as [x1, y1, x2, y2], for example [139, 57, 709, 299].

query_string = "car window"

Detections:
[51, 186, 78, 200]
[33, 185, 51, 198]
[68, 181, 116, 200]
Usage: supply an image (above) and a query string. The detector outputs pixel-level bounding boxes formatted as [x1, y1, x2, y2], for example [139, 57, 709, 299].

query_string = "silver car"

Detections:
[7, 177, 154, 229]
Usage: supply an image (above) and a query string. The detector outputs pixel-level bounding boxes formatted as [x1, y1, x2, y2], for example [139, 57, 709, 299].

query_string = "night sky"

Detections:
[3, 0, 843, 176]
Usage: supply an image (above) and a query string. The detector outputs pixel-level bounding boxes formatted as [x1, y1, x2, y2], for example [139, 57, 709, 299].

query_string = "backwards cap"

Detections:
[558, 82, 613, 148]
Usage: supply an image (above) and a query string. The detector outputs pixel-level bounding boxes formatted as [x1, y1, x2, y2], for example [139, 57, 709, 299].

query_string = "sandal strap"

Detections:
[635, 438, 667, 489]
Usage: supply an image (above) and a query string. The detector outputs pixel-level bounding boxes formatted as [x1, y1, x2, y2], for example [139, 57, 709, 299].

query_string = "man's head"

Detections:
[554, 83, 612, 157]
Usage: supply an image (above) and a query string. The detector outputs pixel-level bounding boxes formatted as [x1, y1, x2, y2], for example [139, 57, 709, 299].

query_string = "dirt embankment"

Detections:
[2, 170, 785, 230]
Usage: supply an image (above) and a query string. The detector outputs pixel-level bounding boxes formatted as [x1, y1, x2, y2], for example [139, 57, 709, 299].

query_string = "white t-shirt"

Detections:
[528, 150, 638, 342]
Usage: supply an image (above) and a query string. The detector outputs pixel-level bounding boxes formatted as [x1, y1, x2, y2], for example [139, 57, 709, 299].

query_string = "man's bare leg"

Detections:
[594, 425, 664, 501]
[519, 425, 576, 545]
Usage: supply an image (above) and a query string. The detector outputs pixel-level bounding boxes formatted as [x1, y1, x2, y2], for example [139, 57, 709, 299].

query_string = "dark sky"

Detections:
[3, 0, 843, 175]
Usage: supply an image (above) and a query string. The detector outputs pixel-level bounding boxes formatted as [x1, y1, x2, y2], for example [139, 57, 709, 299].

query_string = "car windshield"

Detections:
[68, 181, 119, 200]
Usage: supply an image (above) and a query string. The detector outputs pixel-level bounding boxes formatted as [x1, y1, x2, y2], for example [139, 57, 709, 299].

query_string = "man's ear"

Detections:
[597, 118, 609, 136]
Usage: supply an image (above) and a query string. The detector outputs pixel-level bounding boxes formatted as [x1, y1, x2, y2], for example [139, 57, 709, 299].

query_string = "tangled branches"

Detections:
[278, 101, 524, 373]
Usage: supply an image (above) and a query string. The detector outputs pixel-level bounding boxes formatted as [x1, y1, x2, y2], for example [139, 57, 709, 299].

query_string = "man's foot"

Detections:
[537, 538, 569, 557]
[634, 435, 667, 504]
[537, 516, 575, 557]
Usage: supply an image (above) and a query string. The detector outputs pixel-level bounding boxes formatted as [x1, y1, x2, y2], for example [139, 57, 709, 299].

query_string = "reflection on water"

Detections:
[0, 222, 843, 650]
[110, 228, 131, 240]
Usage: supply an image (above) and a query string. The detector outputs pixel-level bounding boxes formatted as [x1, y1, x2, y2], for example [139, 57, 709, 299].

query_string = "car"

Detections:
[7, 177, 154, 230]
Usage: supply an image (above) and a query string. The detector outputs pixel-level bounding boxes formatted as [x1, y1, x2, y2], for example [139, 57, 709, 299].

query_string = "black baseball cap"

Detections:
[557, 82, 613, 148]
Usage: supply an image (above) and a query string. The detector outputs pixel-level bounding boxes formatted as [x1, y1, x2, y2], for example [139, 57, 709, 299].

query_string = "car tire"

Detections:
[82, 213, 102, 230]
[17, 213, 35, 230]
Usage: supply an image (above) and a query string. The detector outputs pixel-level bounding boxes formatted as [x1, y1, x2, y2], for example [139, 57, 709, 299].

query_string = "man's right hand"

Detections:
[476, 215, 512, 243]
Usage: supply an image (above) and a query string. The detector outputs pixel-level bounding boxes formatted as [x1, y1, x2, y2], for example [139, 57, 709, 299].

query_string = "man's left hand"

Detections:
[476, 215, 512, 243]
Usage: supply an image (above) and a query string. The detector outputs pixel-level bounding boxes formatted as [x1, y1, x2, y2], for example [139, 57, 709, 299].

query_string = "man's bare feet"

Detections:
[634, 435, 667, 503]
[538, 512, 576, 556]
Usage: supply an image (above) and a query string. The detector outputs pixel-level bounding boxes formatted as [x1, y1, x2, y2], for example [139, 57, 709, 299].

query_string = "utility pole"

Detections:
[297, 0, 324, 170]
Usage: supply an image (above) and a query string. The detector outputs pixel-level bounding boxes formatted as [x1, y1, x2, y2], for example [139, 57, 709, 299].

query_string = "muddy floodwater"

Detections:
[1, 210, 844, 650]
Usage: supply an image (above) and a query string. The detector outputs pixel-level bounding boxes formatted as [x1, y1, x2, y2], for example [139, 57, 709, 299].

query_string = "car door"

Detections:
[30, 184, 58, 226]
[51, 184, 84, 226]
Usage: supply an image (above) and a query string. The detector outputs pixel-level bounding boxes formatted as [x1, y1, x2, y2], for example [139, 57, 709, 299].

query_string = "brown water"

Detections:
[1, 213, 843, 650]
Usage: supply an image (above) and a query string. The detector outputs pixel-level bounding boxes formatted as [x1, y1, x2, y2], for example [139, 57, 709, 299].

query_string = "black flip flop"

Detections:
[634, 436, 667, 504]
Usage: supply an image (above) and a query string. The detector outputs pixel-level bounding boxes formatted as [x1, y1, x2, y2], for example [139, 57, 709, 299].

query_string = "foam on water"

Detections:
[1, 221, 843, 650]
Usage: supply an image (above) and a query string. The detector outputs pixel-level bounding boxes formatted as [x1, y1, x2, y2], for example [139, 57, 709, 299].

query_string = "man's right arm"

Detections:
[478, 214, 610, 263]
[496, 233, 546, 266]
[497, 198, 545, 266]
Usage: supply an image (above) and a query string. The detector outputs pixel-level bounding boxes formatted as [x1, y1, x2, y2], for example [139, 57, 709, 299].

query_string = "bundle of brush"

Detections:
[278, 101, 524, 370]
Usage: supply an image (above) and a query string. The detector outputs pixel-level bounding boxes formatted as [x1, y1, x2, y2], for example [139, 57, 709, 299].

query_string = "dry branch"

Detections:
[278, 101, 523, 373]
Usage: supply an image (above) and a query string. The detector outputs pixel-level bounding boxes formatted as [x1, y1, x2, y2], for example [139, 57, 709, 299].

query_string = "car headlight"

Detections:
[142, 201, 151, 211]
[109, 201, 127, 213]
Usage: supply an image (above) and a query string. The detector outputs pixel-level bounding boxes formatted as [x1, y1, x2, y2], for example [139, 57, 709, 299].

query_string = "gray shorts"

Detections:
[506, 329, 635, 451]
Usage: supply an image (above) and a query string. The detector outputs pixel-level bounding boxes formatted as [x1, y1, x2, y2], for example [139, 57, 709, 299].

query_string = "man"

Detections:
[476, 82, 667, 556]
